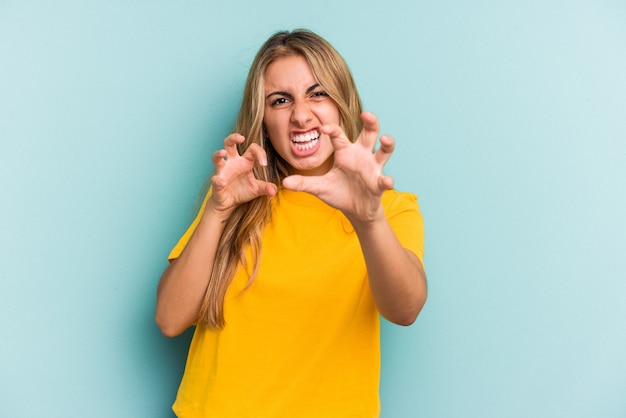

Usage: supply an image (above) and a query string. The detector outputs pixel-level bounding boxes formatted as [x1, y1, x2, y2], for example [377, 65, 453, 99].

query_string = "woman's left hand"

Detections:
[282, 111, 395, 225]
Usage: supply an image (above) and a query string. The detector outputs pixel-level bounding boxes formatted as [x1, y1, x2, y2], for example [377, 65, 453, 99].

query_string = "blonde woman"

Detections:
[156, 29, 427, 417]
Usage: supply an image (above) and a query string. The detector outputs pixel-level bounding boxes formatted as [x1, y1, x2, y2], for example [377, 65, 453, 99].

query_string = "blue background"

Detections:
[1, 1, 625, 417]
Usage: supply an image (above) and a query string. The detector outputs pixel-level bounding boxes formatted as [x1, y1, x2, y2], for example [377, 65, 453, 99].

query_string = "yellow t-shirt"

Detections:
[168, 188, 424, 418]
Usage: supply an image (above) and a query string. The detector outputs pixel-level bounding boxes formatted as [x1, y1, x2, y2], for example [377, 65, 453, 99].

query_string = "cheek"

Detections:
[320, 103, 341, 124]
[263, 120, 284, 152]
[263, 112, 287, 138]
[262, 116, 276, 139]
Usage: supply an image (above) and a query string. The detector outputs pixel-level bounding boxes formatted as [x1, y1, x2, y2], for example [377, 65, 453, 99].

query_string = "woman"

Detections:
[156, 29, 427, 417]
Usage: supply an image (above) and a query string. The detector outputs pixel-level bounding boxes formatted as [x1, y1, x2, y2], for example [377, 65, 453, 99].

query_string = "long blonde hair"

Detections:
[198, 29, 364, 329]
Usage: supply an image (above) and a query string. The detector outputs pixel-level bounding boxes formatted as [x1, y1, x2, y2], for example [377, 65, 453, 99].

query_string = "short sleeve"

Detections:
[382, 190, 425, 268]
[167, 189, 211, 262]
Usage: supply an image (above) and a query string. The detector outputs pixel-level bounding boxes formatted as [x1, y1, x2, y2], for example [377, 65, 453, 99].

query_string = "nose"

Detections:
[290, 100, 313, 127]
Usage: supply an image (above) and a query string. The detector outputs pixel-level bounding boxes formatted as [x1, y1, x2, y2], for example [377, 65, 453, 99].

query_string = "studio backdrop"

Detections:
[1, 1, 625, 417]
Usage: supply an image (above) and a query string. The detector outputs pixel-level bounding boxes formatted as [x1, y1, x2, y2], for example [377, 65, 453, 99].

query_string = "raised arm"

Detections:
[156, 134, 276, 337]
[349, 205, 427, 325]
[282, 112, 427, 325]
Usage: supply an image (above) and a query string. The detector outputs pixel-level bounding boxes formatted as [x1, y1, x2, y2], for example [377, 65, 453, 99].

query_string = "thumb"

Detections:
[258, 180, 278, 197]
[282, 175, 321, 194]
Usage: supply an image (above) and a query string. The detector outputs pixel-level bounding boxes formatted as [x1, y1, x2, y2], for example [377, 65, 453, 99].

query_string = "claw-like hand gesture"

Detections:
[282, 112, 395, 224]
[209, 133, 277, 215]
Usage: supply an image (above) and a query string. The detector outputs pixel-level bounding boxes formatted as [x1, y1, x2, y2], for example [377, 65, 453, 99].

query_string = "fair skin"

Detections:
[156, 54, 426, 337]
[263, 55, 340, 176]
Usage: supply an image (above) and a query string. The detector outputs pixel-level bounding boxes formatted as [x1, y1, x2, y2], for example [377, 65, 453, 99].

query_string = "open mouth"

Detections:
[292, 130, 320, 151]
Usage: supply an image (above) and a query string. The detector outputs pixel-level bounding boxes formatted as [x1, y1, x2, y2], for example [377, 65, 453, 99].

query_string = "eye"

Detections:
[311, 90, 329, 99]
[271, 97, 290, 107]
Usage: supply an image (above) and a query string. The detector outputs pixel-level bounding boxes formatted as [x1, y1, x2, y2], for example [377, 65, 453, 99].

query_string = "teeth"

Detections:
[292, 130, 320, 143]
[293, 138, 318, 150]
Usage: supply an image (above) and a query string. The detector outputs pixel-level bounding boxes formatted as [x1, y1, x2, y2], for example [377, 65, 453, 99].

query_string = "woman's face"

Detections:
[263, 54, 341, 176]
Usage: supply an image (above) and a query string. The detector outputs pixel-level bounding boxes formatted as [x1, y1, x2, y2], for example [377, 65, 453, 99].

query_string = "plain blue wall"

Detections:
[1, 1, 625, 417]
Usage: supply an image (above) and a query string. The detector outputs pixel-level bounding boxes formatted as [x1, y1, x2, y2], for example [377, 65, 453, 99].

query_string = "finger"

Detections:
[358, 111, 381, 148]
[242, 143, 268, 167]
[378, 174, 395, 191]
[212, 149, 228, 169]
[320, 123, 351, 150]
[256, 180, 278, 197]
[282, 174, 323, 195]
[210, 172, 227, 189]
[223, 133, 245, 158]
[374, 134, 395, 166]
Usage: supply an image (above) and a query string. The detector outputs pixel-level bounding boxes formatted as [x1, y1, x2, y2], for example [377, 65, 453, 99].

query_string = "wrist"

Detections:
[346, 205, 386, 232]
[204, 198, 235, 224]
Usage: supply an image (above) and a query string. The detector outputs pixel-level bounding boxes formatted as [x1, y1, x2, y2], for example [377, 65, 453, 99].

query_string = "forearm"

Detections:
[155, 203, 230, 337]
[352, 212, 427, 326]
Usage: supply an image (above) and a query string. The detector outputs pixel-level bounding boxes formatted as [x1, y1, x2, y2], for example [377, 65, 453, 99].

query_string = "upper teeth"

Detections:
[293, 130, 320, 143]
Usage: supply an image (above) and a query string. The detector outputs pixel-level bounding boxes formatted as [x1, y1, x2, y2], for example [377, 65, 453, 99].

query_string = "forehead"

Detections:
[264, 55, 317, 91]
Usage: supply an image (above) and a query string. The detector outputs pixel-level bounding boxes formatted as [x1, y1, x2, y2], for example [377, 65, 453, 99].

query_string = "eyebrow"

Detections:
[265, 83, 321, 100]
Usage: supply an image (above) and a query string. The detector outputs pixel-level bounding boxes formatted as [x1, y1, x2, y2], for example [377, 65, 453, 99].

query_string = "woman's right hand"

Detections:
[208, 133, 277, 216]
[157, 132, 276, 337]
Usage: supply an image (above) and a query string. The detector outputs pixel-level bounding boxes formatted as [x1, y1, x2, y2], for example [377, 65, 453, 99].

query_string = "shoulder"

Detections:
[382, 189, 420, 214]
